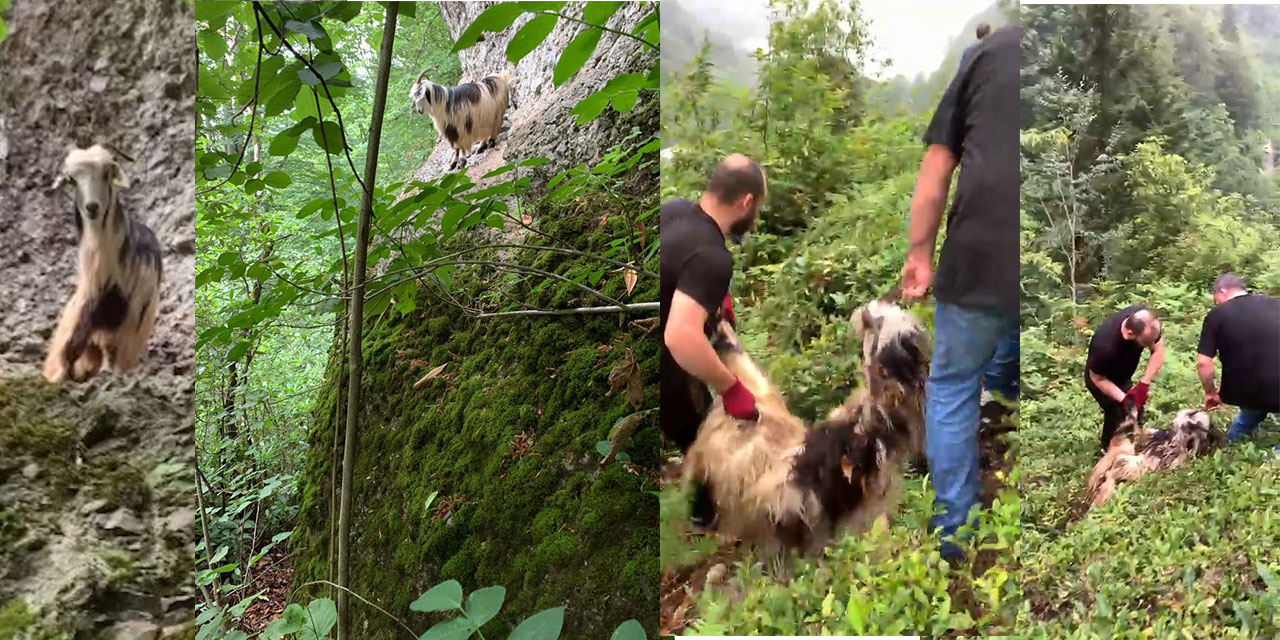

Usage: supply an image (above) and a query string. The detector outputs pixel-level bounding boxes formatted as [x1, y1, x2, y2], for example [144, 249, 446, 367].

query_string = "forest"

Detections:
[193, 2, 658, 639]
[1019, 4, 1279, 638]
[659, 0, 1021, 635]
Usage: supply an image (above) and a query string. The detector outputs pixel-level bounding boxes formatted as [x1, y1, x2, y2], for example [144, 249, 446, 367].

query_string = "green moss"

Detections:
[292, 189, 659, 638]
[0, 599, 36, 639]
[92, 465, 152, 512]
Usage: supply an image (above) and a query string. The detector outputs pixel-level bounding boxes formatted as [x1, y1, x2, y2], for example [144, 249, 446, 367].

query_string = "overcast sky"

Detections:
[675, 0, 995, 79]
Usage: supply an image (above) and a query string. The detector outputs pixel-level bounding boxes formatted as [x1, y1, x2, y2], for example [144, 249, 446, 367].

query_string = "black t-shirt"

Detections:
[1085, 304, 1152, 388]
[1197, 293, 1280, 412]
[659, 199, 732, 377]
[923, 24, 1019, 315]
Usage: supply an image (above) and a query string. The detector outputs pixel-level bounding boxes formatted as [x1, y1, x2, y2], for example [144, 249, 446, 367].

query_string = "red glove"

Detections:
[720, 293, 737, 327]
[1125, 382, 1150, 410]
[721, 379, 759, 421]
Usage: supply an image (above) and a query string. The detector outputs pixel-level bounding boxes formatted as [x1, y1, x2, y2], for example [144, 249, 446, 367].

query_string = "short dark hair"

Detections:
[976, 23, 991, 39]
[1212, 273, 1246, 293]
[706, 157, 765, 206]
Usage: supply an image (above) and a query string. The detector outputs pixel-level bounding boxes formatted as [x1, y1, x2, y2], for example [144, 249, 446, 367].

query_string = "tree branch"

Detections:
[476, 301, 659, 318]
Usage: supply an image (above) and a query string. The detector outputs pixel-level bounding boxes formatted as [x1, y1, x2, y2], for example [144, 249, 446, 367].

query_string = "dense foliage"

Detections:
[194, 1, 660, 638]
[1020, 4, 1280, 637]
[659, 0, 1019, 634]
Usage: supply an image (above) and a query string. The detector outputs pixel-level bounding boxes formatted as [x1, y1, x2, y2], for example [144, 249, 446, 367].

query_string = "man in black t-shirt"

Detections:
[1085, 305, 1166, 453]
[901, 25, 1018, 561]
[1196, 274, 1280, 443]
[660, 154, 766, 528]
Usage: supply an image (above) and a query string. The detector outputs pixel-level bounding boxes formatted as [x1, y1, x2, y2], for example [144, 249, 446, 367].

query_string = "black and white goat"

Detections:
[683, 296, 929, 559]
[409, 69, 514, 172]
[43, 144, 162, 383]
[1086, 402, 1221, 508]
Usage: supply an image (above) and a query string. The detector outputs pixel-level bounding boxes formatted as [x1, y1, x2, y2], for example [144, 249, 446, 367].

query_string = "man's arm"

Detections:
[1089, 369, 1126, 403]
[1139, 339, 1165, 384]
[1196, 353, 1217, 394]
[902, 145, 957, 298]
[664, 290, 737, 394]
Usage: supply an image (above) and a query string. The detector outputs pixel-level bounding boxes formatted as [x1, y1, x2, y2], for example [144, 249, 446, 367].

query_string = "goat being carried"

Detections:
[43, 144, 162, 383]
[1086, 400, 1221, 508]
[683, 295, 930, 559]
[409, 69, 515, 172]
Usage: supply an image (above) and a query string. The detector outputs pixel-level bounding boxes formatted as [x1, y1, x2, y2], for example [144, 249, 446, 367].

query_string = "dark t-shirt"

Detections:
[659, 199, 732, 378]
[923, 24, 1019, 315]
[1197, 293, 1280, 412]
[1085, 304, 1154, 389]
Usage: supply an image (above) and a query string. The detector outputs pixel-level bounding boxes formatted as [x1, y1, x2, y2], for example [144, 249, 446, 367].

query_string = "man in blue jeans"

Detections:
[1196, 273, 1279, 445]
[901, 24, 1019, 560]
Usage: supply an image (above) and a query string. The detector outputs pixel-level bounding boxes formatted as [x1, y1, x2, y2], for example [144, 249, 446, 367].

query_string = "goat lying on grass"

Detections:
[43, 144, 162, 383]
[409, 69, 514, 172]
[1086, 400, 1221, 508]
[683, 296, 929, 559]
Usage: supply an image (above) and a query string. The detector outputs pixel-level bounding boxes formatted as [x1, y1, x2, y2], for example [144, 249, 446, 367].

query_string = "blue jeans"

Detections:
[1226, 407, 1273, 444]
[926, 302, 1019, 540]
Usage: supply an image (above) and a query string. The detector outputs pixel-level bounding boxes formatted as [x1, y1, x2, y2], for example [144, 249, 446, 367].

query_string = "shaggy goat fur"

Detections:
[409, 69, 513, 171]
[1086, 401, 1221, 507]
[43, 144, 162, 383]
[683, 296, 929, 558]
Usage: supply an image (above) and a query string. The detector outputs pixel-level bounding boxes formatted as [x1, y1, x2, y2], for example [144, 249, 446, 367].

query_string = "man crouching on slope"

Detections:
[660, 154, 766, 531]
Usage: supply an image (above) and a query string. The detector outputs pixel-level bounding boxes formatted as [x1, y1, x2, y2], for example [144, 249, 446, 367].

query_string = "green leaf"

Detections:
[264, 171, 293, 188]
[284, 19, 327, 41]
[410, 580, 464, 613]
[418, 617, 474, 640]
[465, 586, 506, 627]
[195, 266, 224, 289]
[441, 203, 469, 238]
[299, 598, 338, 640]
[227, 340, 252, 363]
[313, 60, 344, 80]
[268, 132, 301, 157]
[553, 28, 601, 86]
[216, 251, 239, 267]
[312, 121, 344, 155]
[264, 73, 301, 117]
[244, 179, 265, 195]
[506, 14, 558, 65]
[610, 619, 645, 640]
[453, 3, 526, 52]
[485, 214, 505, 230]
[194, 1, 238, 23]
[584, 1, 624, 24]
[611, 90, 638, 113]
[198, 30, 228, 61]
[326, 1, 362, 22]
[507, 606, 564, 640]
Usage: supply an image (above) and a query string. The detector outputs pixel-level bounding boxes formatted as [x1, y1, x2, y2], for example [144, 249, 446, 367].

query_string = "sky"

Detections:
[675, 0, 995, 79]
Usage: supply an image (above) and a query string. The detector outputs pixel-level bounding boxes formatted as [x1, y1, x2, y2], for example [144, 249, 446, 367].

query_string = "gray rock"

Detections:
[98, 508, 146, 537]
[21, 462, 40, 479]
[81, 499, 111, 514]
[161, 508, 194, 537]
[105, 620, 160, 640]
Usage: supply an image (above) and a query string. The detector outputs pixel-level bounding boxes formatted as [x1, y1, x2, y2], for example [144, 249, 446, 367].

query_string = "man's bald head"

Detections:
[1124, 308, 1162, 348]
[1212, 273, 1247, 305]
[706, 154, 766, 206]
[703, 154, 766, 241]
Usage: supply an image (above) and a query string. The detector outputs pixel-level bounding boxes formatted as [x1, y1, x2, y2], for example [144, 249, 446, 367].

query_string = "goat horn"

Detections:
[414, 68, 431, 87]
[99, 142, 135, 163]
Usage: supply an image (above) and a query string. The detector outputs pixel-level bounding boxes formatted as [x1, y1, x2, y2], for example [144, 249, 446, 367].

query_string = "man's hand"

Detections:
[901, 249, 933, 300]
[720, 379, 759, 421]
[1204, 391, 1222, 411]
[1124, 381, 1150, 411]
[720, 293, 737, 328]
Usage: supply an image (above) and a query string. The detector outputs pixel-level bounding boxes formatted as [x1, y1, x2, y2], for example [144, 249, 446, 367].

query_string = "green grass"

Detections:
[1020, 304, 1280, 638]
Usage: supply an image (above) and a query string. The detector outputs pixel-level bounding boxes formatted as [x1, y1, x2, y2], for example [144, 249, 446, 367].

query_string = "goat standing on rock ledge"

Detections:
[43, 144, 162, 383]
[409, 69, 514, 172]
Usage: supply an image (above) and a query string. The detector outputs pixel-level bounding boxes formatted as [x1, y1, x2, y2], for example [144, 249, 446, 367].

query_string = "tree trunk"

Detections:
[337, 4, 397, 638]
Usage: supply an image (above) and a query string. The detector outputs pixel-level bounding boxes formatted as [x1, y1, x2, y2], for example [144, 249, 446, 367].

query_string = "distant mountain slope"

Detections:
[661, 0, 757, 87]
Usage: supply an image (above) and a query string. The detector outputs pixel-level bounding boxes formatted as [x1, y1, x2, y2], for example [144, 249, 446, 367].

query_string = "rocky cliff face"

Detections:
[0, 0, 196, 637]
[411, 2, 656, 188]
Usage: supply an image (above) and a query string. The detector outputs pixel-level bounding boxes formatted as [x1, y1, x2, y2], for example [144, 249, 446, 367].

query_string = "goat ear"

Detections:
[856, 308, 875, 336]
[111, 162, 130, 188]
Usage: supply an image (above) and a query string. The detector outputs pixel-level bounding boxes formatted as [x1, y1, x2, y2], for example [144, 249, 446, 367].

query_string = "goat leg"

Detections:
[42, 291, 91, 383]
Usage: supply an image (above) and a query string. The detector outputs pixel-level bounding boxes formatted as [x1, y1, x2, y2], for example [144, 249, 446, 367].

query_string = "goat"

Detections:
[42, 144, 162, 383]
[1086, 401, 1221, 508]
[683, 295, 929, 560]
[409, 69, 514, 172]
